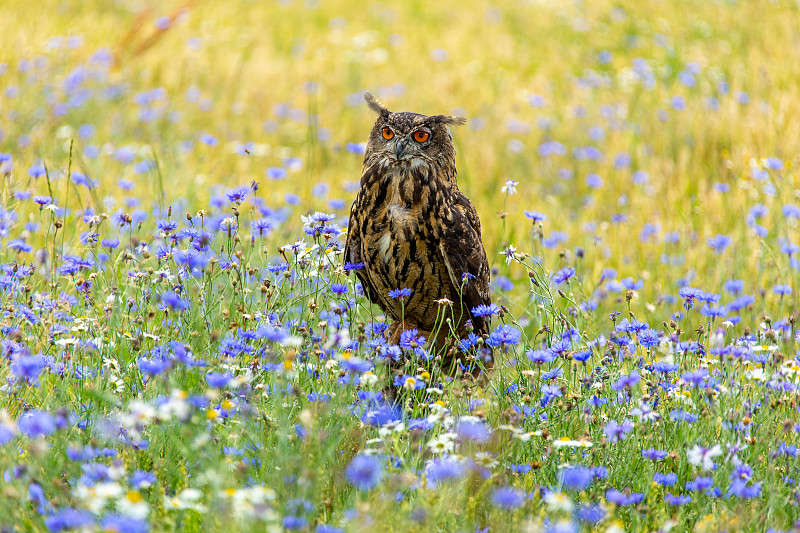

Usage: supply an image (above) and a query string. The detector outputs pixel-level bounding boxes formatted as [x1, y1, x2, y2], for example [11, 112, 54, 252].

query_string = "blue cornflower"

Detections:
[161, 291, 189, 312]
[345, 455, 383, 490]
[456, 419, 491, 443]
[266, 167, 287, 180]
[225, 186, 249, 204]
[8, 239, 32, 253]
[540, 383, 562, 407]
[471, 303, 501, 317]
[665, 493, 691, 505]
[685, 476, 714, 492]
[399, 329, 426, 349]
[559, 466, 594, 491]
[316, 526, 344, 533]
[250, 217, 273, 236]
[12, 353, 46, 383]
[205, 372, 233, 388]
[157, 219, 179, 234]
[577, 504, 606, 524]
[603, 419, 634, 443]
[653, 361, 679, 373]
[707, 234, 731, 253]
[541, 368, 563, 381]
[200, 133, 218, 146]
[728, 479, 761, 499]
[605, 489, 643, 505]
[138, 358, 170, 376]
[728, 294, 755, 311]
[642, 448, 667, 461]
[283, 516, 307, 530]
[491, 487, 525, 509]
[18, 410, 56, 438]
[486, 324, 521, 350]
[524, 210, 547, 223]
[99, 515, 149, 533]
[654, 473, 678, 486]
[70, 172, 98, 189]
[101, 239, 120, 250]
[426, 457, 466, 485]
[33, 195, 52, 206]
[393, 374, 425, 390]
[330, 283, 348, 296]
[773, 284, 793, 296]
[573, 350, 592, 362]
[611, 371, 640, 391]
[388, 287, 412, 299]
[724, 279, 744, 294]
[129, 471, 156, 488]
[45, 508, 95, 532]
[552, 267, 576, 285]
[700, 304, 727, 318]
[682, 369, 709, 387]
[637, 328, 661, 348]
[28, 164, 46, 178]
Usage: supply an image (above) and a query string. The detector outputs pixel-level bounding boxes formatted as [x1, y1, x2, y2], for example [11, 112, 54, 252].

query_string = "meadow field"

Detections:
[1, 0, 800, 531]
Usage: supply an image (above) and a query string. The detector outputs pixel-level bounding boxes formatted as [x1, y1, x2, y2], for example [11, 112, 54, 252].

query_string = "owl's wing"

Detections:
[344, 181, 382, 307]
[438, 192, 492, 335]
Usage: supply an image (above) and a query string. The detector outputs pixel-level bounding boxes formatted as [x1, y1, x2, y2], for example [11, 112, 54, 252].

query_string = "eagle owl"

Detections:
[345, 93, 491, 372]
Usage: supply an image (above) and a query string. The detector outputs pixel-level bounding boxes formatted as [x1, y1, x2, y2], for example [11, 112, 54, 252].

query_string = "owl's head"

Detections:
[363, 92, 465, 172]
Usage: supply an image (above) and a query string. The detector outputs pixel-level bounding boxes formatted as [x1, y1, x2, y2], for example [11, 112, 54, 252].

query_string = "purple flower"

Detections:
[707, 234, 731, 253]
[161, 291, 190, 311]
[18, 410, 56, 438]
[654, 473, 677, 486]
[138, 358, 170, 376]
[486, 324, 521, 350]
[665, 493, 691, 505]
[685, 476, 714, 492]
[456, 419, 491, 443]
[603, 419, 634, 443]
[773, 284, 793, 296]
[45, 508, 95, 532]
[524, 210, 547, 223]
[28, 164, 46, 178]
[100, 514, 149, 533]
[471, 303, 501, 317]
[491, 487, 525, 509]
[388, 287, 412, 299]
[611, 371, 640, 391]
[225, 186, 249, 204]
[637, 328, 661, 348]
[345, 455, 383, 490]
[425, 457, 466, 485]
[552, 267, 576, 285]
[577, 504, 606, 524]
[12, 353, 47, 383]
[642, 448, 667, 461]
[559, 466, 594, 491]
[205, 372, 233, 388]
[605, 489, 643, 505]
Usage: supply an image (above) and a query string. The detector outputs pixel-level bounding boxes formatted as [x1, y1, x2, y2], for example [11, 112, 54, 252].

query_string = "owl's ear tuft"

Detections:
[429, 114, 467, 126]
[364, 92, 390, 117]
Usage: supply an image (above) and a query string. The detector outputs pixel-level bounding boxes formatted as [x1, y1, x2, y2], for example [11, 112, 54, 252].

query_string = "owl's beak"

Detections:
[395, 138, 407, 160]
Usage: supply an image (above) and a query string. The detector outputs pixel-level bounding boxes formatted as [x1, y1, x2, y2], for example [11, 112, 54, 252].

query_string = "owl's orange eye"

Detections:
[413, 130, 430, 143]
[381, 127, 394, 140]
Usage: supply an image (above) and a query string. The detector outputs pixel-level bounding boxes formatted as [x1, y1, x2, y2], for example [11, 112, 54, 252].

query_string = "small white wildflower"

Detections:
[501, 179, 519, 195]
[687, 443, 722, 471]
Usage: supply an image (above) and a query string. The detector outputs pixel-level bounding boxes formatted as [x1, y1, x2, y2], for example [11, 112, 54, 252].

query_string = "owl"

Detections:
[344, 93, 492, 376]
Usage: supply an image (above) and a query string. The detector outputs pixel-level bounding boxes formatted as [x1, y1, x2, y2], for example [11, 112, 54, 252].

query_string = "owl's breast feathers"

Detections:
[345, 161, 491, 336]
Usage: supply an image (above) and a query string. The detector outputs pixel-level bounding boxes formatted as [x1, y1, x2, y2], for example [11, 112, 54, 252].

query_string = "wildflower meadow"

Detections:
[2, 1, 800, 531]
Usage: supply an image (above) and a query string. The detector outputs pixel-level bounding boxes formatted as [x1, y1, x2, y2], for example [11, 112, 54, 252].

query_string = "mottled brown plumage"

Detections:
[345, 93, 491, 368]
